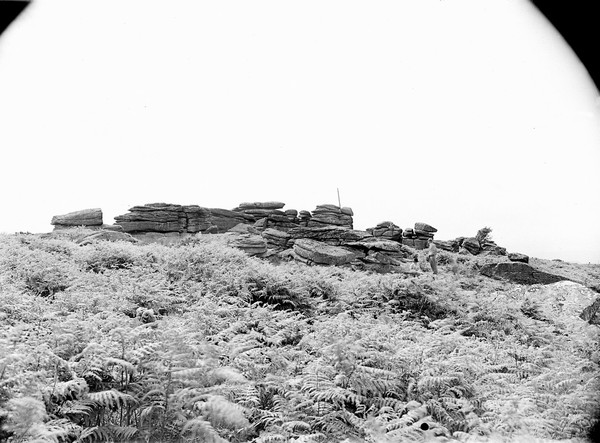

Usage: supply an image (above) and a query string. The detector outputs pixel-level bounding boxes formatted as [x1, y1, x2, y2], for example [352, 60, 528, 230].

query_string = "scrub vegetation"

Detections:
[0, 229, 598, 443]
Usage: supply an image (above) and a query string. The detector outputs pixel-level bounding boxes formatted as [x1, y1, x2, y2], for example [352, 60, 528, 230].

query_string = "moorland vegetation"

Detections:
[0, 229, 598, 442]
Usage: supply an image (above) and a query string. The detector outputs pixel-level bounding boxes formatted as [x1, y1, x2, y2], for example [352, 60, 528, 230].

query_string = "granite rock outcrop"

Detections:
[52, 208, 103, 229]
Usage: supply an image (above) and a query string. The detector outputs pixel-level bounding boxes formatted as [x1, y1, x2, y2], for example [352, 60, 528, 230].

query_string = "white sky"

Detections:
[1, 0, 599, 263]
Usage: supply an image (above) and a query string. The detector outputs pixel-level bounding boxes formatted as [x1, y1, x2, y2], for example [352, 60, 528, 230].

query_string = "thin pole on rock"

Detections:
[337, 188, 341, 209]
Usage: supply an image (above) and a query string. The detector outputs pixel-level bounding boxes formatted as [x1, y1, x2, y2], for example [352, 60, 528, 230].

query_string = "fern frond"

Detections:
[182, 417, 227, 443]
[104, 357, 136, 375]
[88, 389, 137, 409]
[78, 426, 112, 443]
[282, 419, 312, 433]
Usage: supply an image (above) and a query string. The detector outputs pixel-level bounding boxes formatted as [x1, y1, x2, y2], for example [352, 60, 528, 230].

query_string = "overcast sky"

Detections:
[1, 0, 599, 263]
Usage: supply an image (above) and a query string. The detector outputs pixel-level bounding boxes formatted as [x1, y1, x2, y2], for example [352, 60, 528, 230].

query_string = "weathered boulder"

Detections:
[480, 241, 507, 256]
[526, 282, 600, 334]
[580, 296, 600, 325]
[52, 208, 103, 228]
[262, 228, 291, 248]
[77, 230, 139, 246]
[288, 226, 372, 246]
[461, 237, 481, 255]
[307, 204, 353, 228]
[298, 210, 312, 226]
[345, 239, 404, 253]
[114, 203, 213, 233]
[366, 221, 403, 241]
[508, 252, 530, 263]
[236, 201, 286, 210]
[433, 239, 460, 253]
[480, 262, 567, 285]
[414, 222, 437, 233]
[227, 234, 268, 256]
[228, 223, 260, 234]
[293, 238, 356, 265]
[209, 208, 255, 232]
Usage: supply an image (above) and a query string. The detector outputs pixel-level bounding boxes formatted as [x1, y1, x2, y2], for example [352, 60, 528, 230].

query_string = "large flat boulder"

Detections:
[480, 262, 567, 285]
[293, 238, 356, 265]
[52, 208, 103, 227]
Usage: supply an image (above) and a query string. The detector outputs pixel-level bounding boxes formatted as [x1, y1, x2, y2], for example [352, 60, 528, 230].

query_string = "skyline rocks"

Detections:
[50, 201, 510, 272]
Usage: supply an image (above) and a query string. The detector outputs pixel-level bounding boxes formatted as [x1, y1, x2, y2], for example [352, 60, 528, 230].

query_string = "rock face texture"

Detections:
[480, 262, 567, 285]
[52, 208, 103, 229]
[293, 238, 356, 266]
[114, 204, 212, 233]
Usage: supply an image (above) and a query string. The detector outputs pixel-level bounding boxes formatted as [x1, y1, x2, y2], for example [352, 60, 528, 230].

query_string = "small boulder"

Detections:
[414, 222, 437, 233]
[462, 237, 481, 255]
[228, 234, 268, 256]
[508, 252, 529, 263]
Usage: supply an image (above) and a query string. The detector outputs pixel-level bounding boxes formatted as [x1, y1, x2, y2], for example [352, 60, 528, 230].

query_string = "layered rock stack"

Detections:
[402, 222, 437, 249]
[453, 237, 507, 256]
[114, 203, 213, 234]
[298, 211, 312, 226]
[366, 221, 403, 242]
[234, 202, 299, 231]
[307, 204, 353, 229]
[51, 208, 106, 230]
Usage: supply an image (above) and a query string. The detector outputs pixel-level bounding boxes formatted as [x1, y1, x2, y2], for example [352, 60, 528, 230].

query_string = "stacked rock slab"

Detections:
[231, 202, 300, 232]
[51, 208, 103, 230]
[298, 211, 312, 226]
[402, 222, 437, 250]
[226, 233, 268, 256]
[366, 221, 403, 242]
[307, 204, 353, 229]
[433, 239, 460, 253]
[261, 228, 291, 249]
[114, 203, 213, 233]
[288, 226, 371, 247]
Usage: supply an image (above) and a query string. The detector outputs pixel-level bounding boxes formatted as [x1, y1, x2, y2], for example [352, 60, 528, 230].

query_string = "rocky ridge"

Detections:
[48, 202, 570, 282]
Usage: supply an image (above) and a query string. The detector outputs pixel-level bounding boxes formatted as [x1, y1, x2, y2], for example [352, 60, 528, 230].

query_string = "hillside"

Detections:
[0, 229, 599, 443]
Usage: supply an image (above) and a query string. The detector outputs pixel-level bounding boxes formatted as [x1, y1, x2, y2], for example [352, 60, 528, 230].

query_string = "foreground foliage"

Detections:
[0, 230, 598, 442]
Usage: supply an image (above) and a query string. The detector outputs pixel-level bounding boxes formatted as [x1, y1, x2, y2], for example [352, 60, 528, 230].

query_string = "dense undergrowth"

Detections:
[0, 229, 598, 442]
